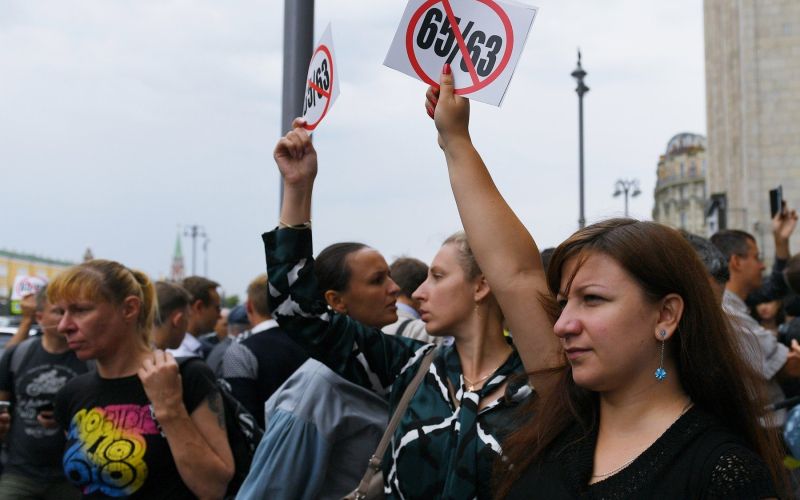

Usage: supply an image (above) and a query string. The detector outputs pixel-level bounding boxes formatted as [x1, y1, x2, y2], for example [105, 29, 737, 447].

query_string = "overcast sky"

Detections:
[1, 0, 706, 298]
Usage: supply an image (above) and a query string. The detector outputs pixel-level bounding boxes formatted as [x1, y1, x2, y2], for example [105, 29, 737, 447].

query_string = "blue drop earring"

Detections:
[655, 329, 667, 381]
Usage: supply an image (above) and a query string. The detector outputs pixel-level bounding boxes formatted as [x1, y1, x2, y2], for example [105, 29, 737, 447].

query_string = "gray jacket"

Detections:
[236, 358, 388, 500]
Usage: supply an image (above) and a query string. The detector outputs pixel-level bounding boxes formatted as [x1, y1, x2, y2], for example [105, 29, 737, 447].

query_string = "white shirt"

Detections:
[237, 319, 280, 343]
[167, 332, 204, 358]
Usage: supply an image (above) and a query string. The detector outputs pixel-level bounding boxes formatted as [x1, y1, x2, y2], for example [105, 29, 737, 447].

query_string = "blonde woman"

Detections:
[51, 260, 233, 499]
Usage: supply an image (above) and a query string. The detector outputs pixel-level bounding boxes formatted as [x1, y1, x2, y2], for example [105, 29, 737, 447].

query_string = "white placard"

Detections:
[384, 0, 537, 106]
[302, 23, 341, 131]
[11, 275, 47, 301]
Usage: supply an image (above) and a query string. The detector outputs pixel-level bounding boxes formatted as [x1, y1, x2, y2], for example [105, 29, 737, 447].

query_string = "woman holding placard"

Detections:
[424, 66, 783, 498]
[264, 117, 538, 499]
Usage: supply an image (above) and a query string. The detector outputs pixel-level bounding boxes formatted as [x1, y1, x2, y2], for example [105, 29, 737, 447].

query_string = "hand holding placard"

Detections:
[301, 23, 340, 131]
[385, 0, 538, 107]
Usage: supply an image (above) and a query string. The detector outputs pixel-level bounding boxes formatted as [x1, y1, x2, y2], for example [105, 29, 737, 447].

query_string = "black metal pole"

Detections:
[624, 188, 629, 217]
[184, 225, 205, 276]
[191, 227, 197, 276]
[578, 94, 585, 228]
[203, 237, 209, 277]
[280, 0, 315, 208]
[572, 50, 589, 229]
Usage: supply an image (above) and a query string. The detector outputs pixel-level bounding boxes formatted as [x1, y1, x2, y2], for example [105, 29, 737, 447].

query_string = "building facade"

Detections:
[0, 250, 74, 300]
[653, 133, 708, 235]
[704, 0, 800, 255]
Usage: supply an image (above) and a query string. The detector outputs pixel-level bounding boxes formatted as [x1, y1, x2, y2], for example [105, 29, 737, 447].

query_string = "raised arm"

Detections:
[276, 118, 316, 227]
[265, 122, 429, 395]
[426, 66, 561, 372]
[6, 294, 37, 349]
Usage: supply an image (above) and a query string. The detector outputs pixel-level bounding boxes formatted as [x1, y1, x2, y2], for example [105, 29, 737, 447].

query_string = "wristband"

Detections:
[278, 219, 312, 230]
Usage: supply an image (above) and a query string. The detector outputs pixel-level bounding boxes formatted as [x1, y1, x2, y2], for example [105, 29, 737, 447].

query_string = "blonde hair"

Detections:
[247, 274, 270, 317]
[48, 259, 156, 346]
[442, 231, 481, 280]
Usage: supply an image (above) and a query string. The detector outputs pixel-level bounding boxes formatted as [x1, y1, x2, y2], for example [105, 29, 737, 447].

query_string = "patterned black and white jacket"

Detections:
[263, 227, 533, 500]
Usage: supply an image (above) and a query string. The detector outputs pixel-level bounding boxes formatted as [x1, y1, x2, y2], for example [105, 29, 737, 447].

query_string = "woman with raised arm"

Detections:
[50, 260, 234, 499]
[426, 66, 783, 498]
[263, 118, 535, 499]
[237, 241, 394, 500]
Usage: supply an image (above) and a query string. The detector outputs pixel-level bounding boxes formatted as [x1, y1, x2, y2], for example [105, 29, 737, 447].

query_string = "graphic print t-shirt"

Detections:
[0, 338, 88, 480]
[54, 361, 216, 499]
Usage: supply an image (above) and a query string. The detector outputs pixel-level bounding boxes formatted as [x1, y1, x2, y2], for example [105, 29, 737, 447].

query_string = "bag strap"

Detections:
[394, 319, 414, 338]
[10, 337, 40, 376]
[352, 346, 438, 498]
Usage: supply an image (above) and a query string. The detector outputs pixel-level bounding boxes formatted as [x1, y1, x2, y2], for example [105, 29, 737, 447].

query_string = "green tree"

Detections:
[223, 294, 240, 308]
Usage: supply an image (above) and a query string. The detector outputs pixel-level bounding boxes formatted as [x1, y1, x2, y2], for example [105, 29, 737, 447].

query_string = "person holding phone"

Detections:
[711, 204, 800, 429]
[0, 286, 88, 500]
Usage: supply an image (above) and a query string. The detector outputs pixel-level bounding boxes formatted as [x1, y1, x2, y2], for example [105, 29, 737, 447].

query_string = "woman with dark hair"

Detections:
[236, 240, 395, 500]
[425, 66, 783, 498]
[49, 260, 234, 499]
[262, 117, 535, 499]
[754, 299, 786, 334]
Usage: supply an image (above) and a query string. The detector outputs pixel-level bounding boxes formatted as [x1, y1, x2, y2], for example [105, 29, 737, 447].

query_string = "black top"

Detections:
[506, 406, 777, 499]
[221, 325, 308, 428]
[0, 337, 88, 480]
[54, 360, 216, 499]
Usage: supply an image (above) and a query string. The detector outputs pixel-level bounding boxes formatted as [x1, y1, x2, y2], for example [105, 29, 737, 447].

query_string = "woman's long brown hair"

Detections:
[494, 219, 785, 498]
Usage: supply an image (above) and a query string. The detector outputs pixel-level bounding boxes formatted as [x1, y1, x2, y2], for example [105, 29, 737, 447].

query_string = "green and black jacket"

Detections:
[263, 228, 532, 500]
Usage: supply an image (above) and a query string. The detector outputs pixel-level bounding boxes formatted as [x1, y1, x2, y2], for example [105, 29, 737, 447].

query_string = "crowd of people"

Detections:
[1, 67, 799, 499]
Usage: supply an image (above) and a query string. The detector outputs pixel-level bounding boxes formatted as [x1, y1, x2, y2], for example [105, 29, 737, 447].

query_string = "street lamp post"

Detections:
[613, 179, 641, 217]
[280, 0, 315, 208]
[571, 50, 589, 229]
[184, 225, 206, 276]
[203, 236, 210, 277]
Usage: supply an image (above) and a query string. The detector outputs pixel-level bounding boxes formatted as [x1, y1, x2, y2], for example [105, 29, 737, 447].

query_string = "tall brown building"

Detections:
[704, 0, 800, 255]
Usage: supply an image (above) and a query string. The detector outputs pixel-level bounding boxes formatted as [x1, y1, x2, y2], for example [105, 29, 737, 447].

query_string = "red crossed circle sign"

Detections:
[14, 276, 43, 297]
[406, 0, 513, 94]
[303, 44, 334, 131]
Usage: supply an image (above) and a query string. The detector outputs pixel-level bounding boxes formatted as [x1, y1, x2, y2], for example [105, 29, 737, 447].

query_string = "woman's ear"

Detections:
[121, 296, 142, 324]
[324, 290, 348, 315]
[473, 275, 492, 303]
[654, 293, 683, 340]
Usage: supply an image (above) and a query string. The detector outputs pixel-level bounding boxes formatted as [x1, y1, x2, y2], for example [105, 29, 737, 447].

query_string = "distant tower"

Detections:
[83, 248, 94, 262]
[170, 233, 185, 282]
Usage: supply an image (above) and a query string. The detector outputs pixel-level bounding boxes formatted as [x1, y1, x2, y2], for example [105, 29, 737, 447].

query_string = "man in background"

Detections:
[0, 286, 87, 499]
[152, 281, 192, 350]
[167, 276, 221, 359]
[222, 274, 307, 427]
[382, 257, 440, 344]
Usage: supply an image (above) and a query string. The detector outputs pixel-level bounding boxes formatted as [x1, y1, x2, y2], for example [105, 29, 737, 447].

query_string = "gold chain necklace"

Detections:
[463, 356, 508, 392]
[590, 400, 693, 479]
[463, 372, 494, 392]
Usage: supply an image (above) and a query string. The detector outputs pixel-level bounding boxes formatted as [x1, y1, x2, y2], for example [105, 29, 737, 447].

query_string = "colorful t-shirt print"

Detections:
[55, 363, 216, 500]
[64, 404, 158, 497]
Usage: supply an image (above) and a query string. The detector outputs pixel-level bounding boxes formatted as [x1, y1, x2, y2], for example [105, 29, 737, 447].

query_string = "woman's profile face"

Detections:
[338, 248, 399, 329]
[553, 252, 664, 393]
[56, 297, 127, 361]
[413, 243, 477, 336]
